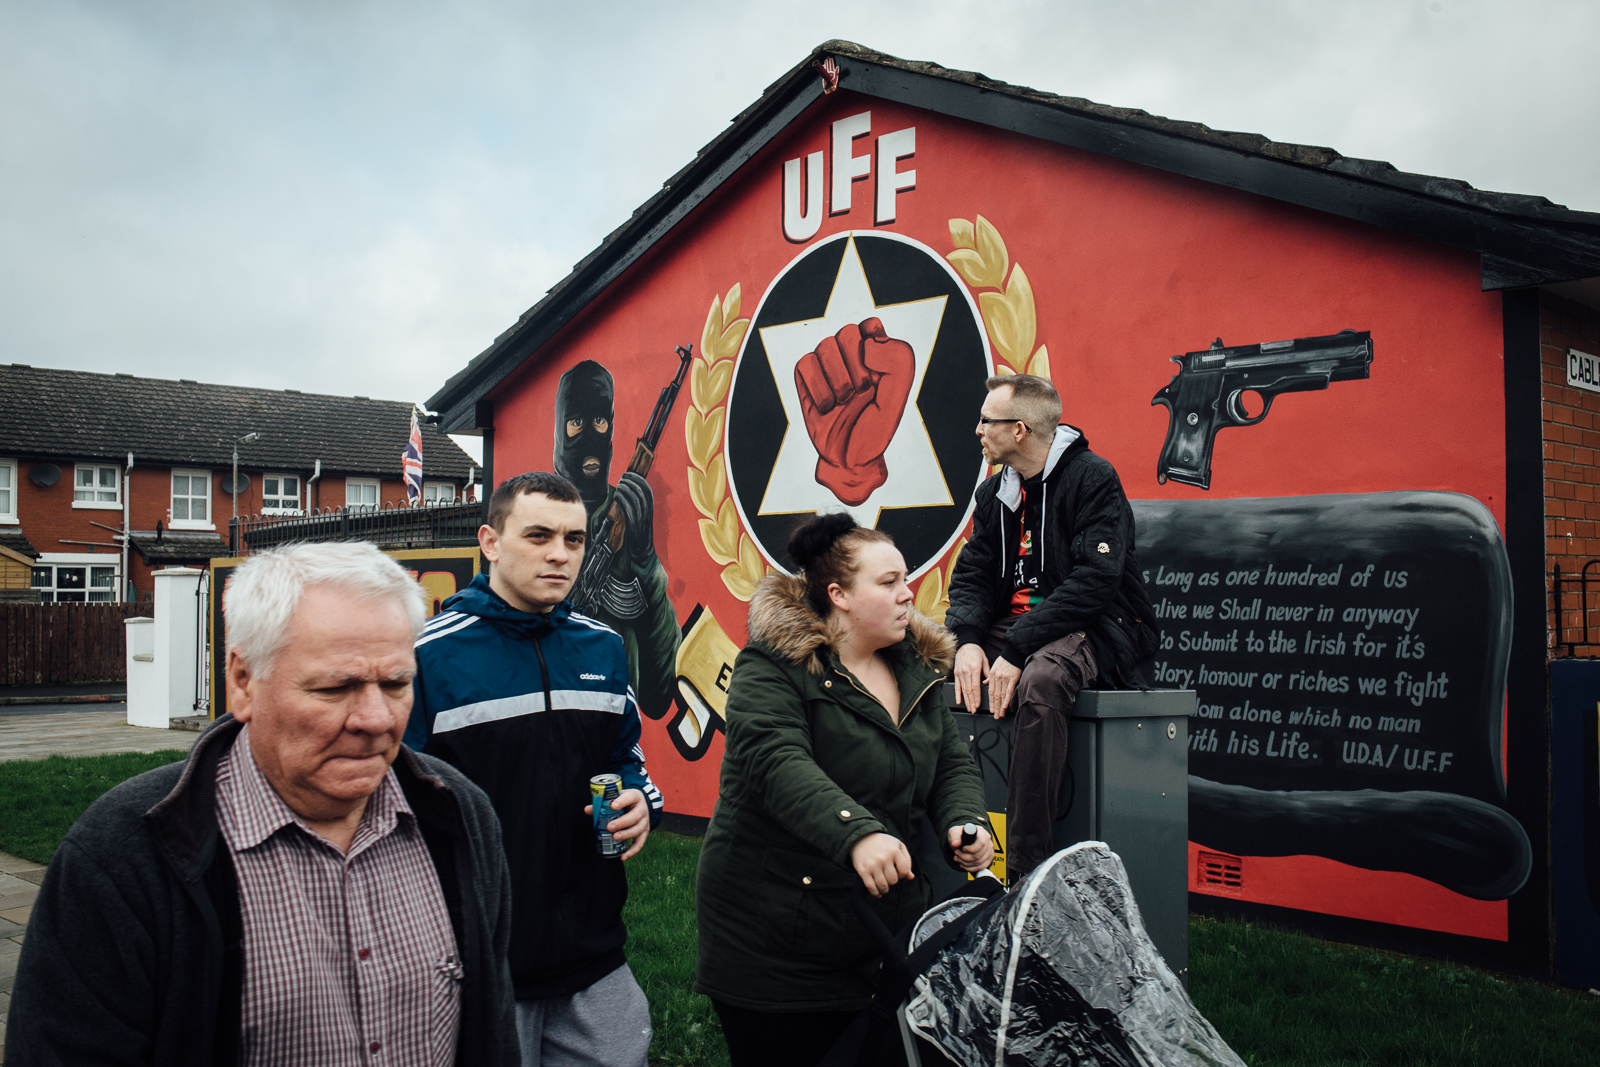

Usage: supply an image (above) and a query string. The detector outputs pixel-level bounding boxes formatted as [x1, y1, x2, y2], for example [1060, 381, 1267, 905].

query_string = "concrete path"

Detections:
[0, 851, 46, 1061]
[0, 710, 198, 763]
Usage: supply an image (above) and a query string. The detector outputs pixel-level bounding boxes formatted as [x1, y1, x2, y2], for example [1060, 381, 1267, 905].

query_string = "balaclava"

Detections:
[554, 359, 615, 509]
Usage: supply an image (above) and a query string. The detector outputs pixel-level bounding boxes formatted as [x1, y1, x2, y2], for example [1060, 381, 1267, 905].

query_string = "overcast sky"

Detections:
[3, 0, 1596, 465]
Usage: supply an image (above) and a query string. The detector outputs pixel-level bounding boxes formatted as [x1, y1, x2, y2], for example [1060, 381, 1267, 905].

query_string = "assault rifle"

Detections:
[571, 343, 695, 615]
[1151, 329, 1373, 490]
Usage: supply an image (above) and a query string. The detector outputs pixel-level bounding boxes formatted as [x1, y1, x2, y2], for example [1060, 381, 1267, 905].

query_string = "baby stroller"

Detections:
[822, 841, 1244, 1067]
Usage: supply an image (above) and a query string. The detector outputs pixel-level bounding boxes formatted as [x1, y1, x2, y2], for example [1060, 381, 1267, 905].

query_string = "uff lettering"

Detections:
[782, 111, 918, 240]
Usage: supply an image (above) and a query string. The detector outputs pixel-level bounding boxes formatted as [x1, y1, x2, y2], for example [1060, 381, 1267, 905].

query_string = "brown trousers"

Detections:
[981, 619, 1099, 884]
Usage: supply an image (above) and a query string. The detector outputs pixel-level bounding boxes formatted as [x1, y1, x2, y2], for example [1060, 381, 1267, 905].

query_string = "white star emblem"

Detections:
[756, 235, 951, 527]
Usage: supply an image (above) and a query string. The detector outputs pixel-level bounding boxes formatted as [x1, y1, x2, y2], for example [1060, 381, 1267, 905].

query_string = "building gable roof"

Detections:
[427, 40, 1600, 433]
[0, 364, 477, 479]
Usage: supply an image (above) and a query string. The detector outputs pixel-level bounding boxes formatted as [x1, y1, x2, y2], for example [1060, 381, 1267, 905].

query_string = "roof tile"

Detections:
[1, 365, 477, 479]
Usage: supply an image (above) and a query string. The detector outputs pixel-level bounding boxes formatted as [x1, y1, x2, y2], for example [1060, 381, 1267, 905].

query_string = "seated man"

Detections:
[7, 541, 518, 1066]
[947, 373, 1158, 884]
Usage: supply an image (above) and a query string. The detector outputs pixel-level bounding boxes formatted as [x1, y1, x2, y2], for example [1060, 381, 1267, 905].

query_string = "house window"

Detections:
[423, 482, 455, 505]
[346, 479, 379, 510]
[171, 470, 213, 527]
[263, 474, 301, 512]
[0, 459, 15, 523]
[31, 564, 117, 603]
[73, 463, 121, 507]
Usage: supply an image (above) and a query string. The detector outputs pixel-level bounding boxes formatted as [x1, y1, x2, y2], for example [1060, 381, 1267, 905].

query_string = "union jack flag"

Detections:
[403, 408, 423, 504]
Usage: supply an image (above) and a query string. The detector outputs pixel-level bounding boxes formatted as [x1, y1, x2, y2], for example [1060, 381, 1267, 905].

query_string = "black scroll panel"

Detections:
[1133, 492, 1530, 899]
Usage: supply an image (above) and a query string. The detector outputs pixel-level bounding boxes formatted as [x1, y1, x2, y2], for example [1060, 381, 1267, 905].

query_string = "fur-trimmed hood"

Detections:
[746, 572, 955, 676]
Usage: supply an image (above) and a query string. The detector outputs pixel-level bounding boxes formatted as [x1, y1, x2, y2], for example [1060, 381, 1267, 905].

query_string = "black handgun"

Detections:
[1151, 329, 1373, 490]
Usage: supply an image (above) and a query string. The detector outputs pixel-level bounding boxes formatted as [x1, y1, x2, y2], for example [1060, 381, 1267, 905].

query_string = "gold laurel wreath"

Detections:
[947, 215, 1051, 379]
[687, 217, 1045, 614]
[909, 215, 1050, 623]
[687, 285, 768, 600]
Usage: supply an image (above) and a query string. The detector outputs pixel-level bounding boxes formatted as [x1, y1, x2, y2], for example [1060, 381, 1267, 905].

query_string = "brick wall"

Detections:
[1542, 291, 1600, 656]
[10, 460, 442, 599]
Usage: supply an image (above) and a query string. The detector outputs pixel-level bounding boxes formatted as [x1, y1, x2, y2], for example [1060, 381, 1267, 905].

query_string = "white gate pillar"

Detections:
[124, 617, 159, 728]
[152, 567, 203, 722]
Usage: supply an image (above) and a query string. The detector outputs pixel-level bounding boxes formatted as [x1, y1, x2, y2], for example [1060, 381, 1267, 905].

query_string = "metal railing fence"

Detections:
[229, 500, 484, 554]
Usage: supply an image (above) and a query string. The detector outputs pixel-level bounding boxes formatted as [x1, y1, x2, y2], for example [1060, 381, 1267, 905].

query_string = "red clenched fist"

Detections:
[794, 318, 916, 505]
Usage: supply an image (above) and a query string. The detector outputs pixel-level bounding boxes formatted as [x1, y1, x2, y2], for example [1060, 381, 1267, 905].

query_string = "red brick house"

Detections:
[0, 364, 479, 602]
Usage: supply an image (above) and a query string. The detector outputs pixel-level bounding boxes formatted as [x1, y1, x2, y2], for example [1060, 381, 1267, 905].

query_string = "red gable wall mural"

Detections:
[440, 45, 1600, 973]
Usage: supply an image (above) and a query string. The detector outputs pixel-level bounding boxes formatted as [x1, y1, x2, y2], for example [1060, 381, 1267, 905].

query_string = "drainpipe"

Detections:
[307, 459, 322, 511]
[122, 452, 133, 602]
[465, 464, 476, 503]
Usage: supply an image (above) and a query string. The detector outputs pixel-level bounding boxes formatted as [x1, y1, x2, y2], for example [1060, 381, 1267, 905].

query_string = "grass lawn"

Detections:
[623, 831, 729, 1067]
[1189, 915, 1600, 1067]
[5, 752, 1599, 1065]
[0, 749, 192, 863]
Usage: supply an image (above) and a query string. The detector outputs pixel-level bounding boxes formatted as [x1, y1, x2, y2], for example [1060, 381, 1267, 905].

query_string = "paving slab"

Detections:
[0, 908, 28, 927]
[0, 893, 34, 913]
[0, 710, 199, 762]
[0, 856, 44, 877]
[0, 876, 36, 899]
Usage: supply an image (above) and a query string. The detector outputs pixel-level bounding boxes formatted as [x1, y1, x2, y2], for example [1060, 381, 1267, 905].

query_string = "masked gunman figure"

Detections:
[554, 360, 681, 721]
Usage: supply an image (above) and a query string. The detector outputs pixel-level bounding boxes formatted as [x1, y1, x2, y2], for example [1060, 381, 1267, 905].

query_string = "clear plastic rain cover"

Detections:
[904, 841, 1245, 1067]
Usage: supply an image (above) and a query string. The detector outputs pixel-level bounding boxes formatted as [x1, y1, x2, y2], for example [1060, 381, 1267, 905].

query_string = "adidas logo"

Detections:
[580, 673, 606, 681]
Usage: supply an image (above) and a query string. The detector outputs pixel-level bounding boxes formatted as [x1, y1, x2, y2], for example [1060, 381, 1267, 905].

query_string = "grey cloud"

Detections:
[1, 0, 1595, 404]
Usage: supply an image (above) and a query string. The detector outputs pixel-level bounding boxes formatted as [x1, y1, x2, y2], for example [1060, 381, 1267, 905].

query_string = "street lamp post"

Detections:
[231, 431, 260, 520]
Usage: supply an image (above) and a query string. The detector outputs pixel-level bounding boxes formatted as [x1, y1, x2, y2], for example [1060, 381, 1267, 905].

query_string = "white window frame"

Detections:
[262, 472, 303, 514]
[0, 458, 16, 524]
[346, 478, 380, 511]
[422, 481, 455, 506]
[32, 553, 120, 603]
[169, 469, 215, 530]
[72, 462, 122, 509]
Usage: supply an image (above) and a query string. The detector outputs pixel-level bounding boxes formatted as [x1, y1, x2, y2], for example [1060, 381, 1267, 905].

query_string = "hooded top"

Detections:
[946, 425, 1158, 686]
[553, 359, 615, 509]
[404, 574, 663, 999]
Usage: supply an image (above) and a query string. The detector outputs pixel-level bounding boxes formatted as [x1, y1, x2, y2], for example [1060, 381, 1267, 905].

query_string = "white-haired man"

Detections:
[7, 542, 519, 1067]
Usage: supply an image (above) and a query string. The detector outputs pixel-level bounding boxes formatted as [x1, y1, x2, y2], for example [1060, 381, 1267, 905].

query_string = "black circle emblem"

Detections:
[725, 231, 991, 577]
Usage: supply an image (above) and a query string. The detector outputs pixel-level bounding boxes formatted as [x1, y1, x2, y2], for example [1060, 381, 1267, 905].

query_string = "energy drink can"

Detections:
[591, 774, 626, 858]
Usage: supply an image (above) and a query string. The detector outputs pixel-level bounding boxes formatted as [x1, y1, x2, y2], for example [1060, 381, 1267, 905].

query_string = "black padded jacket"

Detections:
[945, 425, 1158, 687]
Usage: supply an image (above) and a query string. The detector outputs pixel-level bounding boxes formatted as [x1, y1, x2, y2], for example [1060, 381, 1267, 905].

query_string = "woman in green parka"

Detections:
[696, 514, 996, 1067]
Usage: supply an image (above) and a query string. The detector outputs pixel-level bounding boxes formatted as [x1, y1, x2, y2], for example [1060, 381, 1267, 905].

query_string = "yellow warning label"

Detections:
[970, 811, 1007, 884]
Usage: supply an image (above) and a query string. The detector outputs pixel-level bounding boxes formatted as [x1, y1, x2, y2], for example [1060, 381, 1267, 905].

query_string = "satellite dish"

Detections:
[222, 473, 251, 493]
[28, 463, 60, 487]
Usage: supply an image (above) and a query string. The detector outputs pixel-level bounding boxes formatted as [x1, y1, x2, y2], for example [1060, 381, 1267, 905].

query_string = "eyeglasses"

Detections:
[977, 417, 1027, 428]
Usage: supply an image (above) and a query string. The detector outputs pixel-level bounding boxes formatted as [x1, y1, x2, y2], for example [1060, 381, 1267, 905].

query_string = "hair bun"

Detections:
[788, 513, 858, 571]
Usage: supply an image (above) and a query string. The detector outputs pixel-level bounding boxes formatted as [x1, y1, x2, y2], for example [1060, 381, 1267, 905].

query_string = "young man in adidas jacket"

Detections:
[404, 471, 664, 1067]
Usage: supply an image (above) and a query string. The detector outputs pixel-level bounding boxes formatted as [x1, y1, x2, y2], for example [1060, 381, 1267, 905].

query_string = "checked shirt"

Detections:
[215, 728, 462, 1066]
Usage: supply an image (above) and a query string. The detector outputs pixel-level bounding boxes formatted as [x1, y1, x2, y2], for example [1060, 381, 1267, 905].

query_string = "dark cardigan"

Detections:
[5, 716, 520, 1067]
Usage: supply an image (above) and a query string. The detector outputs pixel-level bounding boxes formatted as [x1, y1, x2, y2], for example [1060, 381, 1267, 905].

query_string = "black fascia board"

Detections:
[838, 59, 1600, 289]
[429, 66, 826, 433]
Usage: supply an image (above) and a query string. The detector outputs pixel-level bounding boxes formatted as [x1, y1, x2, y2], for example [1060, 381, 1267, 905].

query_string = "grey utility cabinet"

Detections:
[933, 688, 1195, 979]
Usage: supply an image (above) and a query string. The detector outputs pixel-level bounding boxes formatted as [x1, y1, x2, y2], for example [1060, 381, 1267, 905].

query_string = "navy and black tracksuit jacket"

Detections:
[404, 575, 664, 1000]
